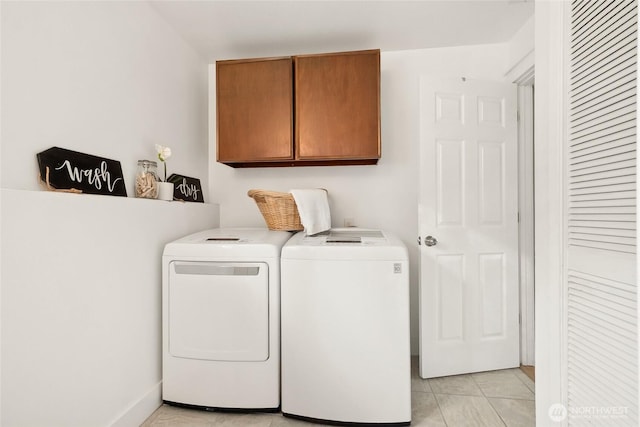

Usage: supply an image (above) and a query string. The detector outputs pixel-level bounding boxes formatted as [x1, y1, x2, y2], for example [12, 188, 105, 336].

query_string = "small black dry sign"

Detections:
[167, 174, 204, 203]
[37, 147, 127, 196]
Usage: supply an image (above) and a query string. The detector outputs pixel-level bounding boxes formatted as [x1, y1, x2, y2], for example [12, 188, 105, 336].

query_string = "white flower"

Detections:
[155, 144, 172, 162]
[155, 144, 172, 181]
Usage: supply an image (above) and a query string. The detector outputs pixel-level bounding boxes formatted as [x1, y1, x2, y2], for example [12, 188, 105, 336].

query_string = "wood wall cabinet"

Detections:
[216, 57, 293, 164]
[295, 50, 380, 162]
[216, 49, 380, 167]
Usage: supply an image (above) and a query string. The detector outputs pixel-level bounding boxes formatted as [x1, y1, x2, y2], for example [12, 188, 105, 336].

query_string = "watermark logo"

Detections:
[548, 403, 629, 422]
[548, 403, 567, 422]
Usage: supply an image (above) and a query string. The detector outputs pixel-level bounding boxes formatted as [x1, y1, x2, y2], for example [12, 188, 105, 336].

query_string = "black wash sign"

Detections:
[37, 147, 127, 196]
[167, 174, 204, 203]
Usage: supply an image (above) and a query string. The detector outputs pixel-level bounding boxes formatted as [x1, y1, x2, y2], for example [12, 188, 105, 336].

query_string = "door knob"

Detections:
[424, 235, 438, 247]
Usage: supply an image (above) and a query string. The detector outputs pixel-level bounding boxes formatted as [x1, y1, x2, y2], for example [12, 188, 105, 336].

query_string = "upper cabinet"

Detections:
[216, 49, 380, 167]
[216, 57, 294, 163]
[295, 50, 380, 162]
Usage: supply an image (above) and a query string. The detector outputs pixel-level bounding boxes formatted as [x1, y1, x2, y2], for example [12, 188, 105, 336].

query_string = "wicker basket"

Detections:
[247, 189, 304, 231]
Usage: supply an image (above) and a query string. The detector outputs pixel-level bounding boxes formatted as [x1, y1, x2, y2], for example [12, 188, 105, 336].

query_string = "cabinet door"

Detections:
[295, 50, 380, 161]
[216, 58, 293, 163]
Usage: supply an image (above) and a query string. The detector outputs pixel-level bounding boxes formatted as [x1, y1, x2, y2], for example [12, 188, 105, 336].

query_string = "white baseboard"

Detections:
[110, 382, 162, 427]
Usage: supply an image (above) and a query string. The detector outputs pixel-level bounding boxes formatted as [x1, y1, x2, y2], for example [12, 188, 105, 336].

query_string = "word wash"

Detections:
[55, 159, 123, 193]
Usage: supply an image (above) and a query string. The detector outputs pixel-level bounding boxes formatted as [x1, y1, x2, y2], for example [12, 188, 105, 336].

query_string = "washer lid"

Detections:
[325, 229, 385, 243]
[163, 227, 292, 258]
[282, 228, 408, 261]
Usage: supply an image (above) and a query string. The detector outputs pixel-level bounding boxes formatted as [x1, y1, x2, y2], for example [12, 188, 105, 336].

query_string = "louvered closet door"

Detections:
[567, 0, 638, 425]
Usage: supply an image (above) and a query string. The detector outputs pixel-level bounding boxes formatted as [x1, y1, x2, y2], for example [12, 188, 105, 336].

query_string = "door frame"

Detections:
[534, 1, 568, 421]
[515, 67, 535, 366]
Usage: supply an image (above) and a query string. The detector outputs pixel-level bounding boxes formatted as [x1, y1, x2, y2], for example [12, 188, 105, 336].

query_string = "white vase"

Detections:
[158, 182, 174, 201]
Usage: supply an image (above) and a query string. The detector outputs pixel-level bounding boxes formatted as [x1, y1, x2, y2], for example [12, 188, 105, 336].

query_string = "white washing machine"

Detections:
[281, 228, 411, 425]
[162, 227, 291, 410]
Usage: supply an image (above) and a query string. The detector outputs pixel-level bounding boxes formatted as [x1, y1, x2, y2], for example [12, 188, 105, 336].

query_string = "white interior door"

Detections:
[419, 76, 519, 378]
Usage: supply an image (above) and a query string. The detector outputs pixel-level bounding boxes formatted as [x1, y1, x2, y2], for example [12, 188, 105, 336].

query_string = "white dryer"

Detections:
[162, 228, 291, 410]
[280, 228, 411, 425]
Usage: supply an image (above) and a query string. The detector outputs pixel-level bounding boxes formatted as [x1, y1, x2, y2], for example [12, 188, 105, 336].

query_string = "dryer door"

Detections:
[168, 261, 269, 361]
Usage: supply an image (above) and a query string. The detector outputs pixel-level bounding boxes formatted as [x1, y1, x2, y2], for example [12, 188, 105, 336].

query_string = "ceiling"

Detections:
[150, 0, 534, 62]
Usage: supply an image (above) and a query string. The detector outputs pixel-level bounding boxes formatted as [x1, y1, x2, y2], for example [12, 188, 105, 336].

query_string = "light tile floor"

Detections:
[142, 357, 535, 426]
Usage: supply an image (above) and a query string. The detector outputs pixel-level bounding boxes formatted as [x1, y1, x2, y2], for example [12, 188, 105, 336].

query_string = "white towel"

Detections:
[290, 189, 331, 236]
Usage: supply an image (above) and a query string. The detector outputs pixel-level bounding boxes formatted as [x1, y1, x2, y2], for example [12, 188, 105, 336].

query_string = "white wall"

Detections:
[1, 190, 219, 427]
[0, 2, 217, 426]
[1, 1, 209, 196]
[505, 14, 535, 82]
[208, 43, 512, 354]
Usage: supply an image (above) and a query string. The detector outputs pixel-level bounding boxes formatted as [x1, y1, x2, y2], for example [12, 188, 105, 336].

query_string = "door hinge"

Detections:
[518, 212, 520, 223]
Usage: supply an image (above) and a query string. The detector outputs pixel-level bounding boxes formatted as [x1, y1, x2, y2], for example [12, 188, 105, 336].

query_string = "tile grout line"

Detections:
[485, 397, 510, 427]
[470, 372, 508, 427]
[432, 392, 450, 427]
